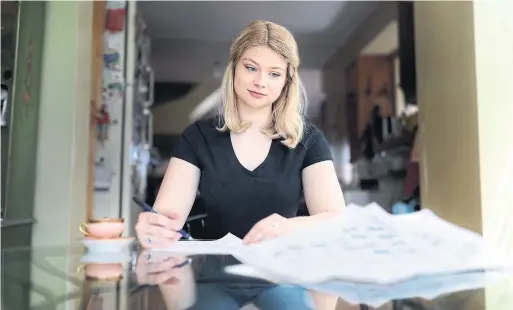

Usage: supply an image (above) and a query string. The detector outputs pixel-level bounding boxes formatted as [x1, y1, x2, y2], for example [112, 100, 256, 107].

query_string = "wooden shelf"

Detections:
[87, 1, 107, 220]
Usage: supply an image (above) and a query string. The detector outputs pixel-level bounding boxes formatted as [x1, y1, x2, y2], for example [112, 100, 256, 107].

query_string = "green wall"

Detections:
[3, 0, 45, 232]
[2, 2, 45, 310]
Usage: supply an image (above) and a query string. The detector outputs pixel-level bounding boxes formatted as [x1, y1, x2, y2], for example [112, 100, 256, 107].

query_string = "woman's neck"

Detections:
[238, 103, 272, 130]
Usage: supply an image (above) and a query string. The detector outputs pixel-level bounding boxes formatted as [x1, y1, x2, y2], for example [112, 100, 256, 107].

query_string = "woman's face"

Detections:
[233, 45, 288, 111]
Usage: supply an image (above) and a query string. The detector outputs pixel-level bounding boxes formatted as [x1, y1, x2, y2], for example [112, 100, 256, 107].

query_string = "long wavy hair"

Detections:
[216, 20, 307, 149]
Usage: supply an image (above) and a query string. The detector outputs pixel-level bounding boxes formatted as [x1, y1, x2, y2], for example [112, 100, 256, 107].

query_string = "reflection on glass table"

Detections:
[1, 242, 511, 310]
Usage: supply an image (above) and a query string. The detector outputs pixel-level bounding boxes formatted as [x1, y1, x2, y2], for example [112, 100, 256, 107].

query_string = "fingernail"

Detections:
[165, 277, 180, 285]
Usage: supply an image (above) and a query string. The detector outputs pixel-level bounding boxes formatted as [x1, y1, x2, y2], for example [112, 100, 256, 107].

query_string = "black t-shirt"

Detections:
[171, 117, 333, 239]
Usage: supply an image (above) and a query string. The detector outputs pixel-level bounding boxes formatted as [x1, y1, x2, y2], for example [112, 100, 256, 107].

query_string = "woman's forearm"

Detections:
[158, 266, 196, 309]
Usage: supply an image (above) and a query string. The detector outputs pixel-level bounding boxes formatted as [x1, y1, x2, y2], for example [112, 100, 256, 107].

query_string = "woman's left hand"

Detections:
[243, 213, 298, 245]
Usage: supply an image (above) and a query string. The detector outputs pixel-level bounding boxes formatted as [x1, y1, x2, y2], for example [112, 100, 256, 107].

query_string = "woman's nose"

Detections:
[253, 73, 266, 88]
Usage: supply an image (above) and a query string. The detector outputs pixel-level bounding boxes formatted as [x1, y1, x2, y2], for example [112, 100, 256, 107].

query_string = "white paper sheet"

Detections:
[231, 203, 512, 284]
[305, 270, 507, 308]
[225, 264, 508, 308]
[150, 233, 243, 255]
[150, 203, 512, 285]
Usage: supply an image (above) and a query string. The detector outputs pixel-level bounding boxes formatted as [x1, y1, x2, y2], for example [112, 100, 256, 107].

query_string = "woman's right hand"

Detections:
[135, 250, 197, 310]
[135, 211, 183, 248]
[135, 250, 190, 285]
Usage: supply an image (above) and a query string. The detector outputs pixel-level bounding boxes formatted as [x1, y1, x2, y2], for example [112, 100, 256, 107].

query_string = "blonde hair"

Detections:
[217, 20, 306, 149]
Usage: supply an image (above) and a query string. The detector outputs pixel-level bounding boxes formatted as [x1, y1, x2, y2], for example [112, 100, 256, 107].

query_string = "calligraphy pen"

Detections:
[132, 196, 194, 240]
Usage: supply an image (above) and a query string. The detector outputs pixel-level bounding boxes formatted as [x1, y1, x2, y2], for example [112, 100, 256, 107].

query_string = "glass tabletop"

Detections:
[1, 242, 512, 310]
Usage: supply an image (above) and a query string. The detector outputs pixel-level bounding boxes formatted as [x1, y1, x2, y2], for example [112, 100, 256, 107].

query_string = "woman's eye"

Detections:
[270, 72, 281, 78]
[245, 65, 257, 72]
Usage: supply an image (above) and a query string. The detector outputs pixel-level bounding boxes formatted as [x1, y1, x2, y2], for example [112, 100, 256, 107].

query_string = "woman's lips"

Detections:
[248, 90, 266, 99]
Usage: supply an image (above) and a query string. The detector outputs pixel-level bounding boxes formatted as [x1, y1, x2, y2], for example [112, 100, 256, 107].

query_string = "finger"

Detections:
[137, 222, 176, 240]
[257, 227, 280, 243]
[245, 229, 272, 244]
[252, 215, 274, 230]
[137, 223, 182, 243]
[243, 216, 277, 244]
[147, 225, 181, 240]
[147, 267, 182, 285]
[139, 212, 180, 231]
[146, 257, 181, 274]
[141, 233, 182, 249]
[135, 262, 152, 284]
[244, 217, 271, 240]
[141, 253, 180, 266]
[243, 226, 264, 245]
[148, 213, 182, 231]
[244, 221, 282, 245]
[136, 272, 149, 285]
[136, 251, 154, 267]
[162, 277, 180, 285]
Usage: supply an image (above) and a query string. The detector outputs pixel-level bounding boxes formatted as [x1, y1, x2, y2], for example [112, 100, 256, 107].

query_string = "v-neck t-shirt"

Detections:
[171, 117, 333, 239]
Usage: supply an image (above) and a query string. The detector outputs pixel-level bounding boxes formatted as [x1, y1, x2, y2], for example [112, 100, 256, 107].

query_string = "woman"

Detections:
[135, 20, 345, 247]
[135, 20, 343, 310]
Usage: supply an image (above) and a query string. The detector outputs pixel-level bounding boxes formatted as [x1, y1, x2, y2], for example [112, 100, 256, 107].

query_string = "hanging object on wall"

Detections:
[104, 47, 121, 71]
[96, 104, 118, 144]
[102, 68, 124, 102]
[102, 30, 125, 102]
[106, 5, 126, 32]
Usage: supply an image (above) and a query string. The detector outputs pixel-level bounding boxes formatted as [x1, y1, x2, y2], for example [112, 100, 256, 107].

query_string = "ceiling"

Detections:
[361, 20, 398, 55]
[138, 1, 377, 46]
[137, 1, 378, 81]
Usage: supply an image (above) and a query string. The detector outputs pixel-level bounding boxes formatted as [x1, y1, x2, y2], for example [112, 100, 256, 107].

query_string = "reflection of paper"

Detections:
[231, 204, 512, 285]
[150, 233, 243, 255]
[306, 270, 507, 308]
[225, 264, 508, 308]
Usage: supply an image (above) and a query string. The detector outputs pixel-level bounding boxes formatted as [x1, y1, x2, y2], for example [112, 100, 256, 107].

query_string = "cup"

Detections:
[79, 218, 124, 239]
[78, 262, 124, 283]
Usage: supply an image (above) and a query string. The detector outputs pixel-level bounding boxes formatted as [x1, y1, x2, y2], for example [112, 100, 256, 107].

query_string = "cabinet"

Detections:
[344, 55, 395, 162]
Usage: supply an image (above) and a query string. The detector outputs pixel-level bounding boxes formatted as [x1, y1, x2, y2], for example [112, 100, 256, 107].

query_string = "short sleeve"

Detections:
[302, 126, 333, 169]
[171, 122, 202, 169]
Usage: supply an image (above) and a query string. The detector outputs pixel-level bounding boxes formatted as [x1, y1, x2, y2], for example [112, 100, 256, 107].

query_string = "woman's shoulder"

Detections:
[182, 116, 222, 137]
[296, 118, 332, 166]
[299, 118, 327, 148]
